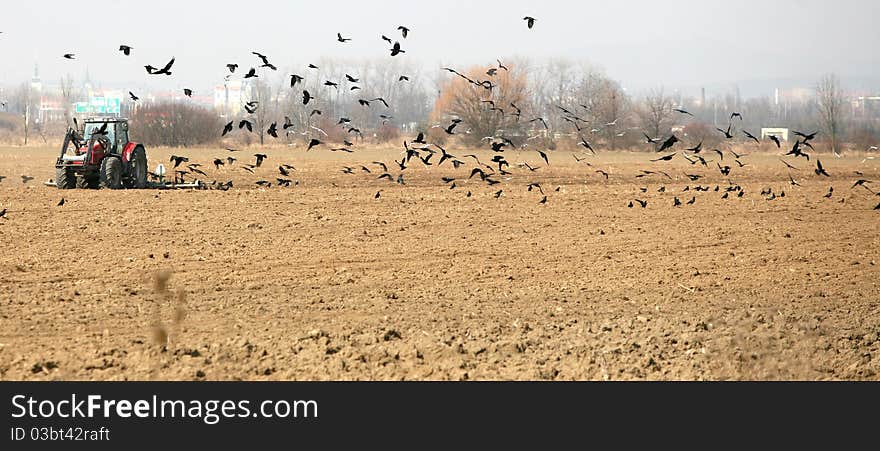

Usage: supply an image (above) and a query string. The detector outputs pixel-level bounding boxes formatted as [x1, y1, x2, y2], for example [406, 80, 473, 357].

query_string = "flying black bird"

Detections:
[308, 139, 321, 151]
[794, 131, 818, 142]
[63, 53, 75, 59]
[267, 122, 278, 138]
[290, 74, 304, 88]
[183, 88, 193, 97]
[226, 63, 238, 73]
[381, 35, 393, 44]
[399, 75, 410, 82]
[652, 153, 676, 162]
[686, 141, 703, 153]
[780, 159, 799, 170]
[170, 155, 189, 168]
[152, 57, 175, 75]
[222, 121, 234, 136]
[536, 150, 550, 165]
[302, 90, 313, 105]
[852, 180, 874, 193]
[337, 33, 352, 43]
[129, 91, 139, 101]
[239, 120, 253, 132]
[673, 108, 694, 116]
[644, 133, 662, 144]
[390, 42, 405, 56]
[524, 16, 536, 29]
[244, 68, 258, 78]
[657, 135, 679, 153]
[252, 51, 277, 70]
[717, 124, 734, 139]
[769, 135, 781, 148]
[529, 117, 549, 130]
[730, 112, 743, 121]
[254, 154, 268, 167]
[119, 45, 133, 55]
[398, 26, 410, 38]
[744, 131, 760, 144]
[815, 160, 830, 177]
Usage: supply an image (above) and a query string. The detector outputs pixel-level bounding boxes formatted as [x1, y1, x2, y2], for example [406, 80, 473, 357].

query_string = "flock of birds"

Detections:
[1, 15, 879, 218]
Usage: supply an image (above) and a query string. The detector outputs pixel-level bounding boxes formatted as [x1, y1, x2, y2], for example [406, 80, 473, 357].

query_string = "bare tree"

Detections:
[816, 73, 845, 155]
[638, 88, 674, 140]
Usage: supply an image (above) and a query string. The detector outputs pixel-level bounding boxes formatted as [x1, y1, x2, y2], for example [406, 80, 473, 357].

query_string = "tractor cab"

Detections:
[78, 118, 130, 154]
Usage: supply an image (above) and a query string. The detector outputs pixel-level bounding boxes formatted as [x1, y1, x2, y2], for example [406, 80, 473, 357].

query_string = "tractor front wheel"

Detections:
[76, 174, 98, 189]
[99, 157, 123, 189]
[56, 167, 75, 190]
[129, 146, 148, 189]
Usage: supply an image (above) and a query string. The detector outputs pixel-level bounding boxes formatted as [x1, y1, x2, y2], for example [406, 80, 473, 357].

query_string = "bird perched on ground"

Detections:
[0, 208, 6, 219]
[57, 198, 65, 207]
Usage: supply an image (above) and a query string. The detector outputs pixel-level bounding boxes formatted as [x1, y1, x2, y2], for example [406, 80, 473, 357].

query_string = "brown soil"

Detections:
[1, 145, 878, 381]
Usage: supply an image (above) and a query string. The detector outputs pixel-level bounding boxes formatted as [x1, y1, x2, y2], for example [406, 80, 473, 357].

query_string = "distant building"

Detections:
[761, 128, 789, 142]
[853, 96, 880, 118]
[214, 79, 250, 116]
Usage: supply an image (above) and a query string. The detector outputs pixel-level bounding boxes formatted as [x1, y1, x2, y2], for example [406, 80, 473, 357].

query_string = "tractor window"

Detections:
[84, 123, 116, 150]
[117, 124, 129, 146]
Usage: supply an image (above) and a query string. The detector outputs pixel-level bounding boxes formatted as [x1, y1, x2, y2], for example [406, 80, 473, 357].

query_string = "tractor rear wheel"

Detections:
[99, 157, 123, 189]
[56, 167, 75, 190]
[129, 146, 148, 189]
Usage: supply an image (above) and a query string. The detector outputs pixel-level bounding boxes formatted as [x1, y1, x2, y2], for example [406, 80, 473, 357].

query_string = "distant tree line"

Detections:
[0, 58, 877, 151]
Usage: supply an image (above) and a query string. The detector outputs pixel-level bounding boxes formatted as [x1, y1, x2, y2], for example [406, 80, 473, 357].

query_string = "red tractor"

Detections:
[55, 117, 148, 189]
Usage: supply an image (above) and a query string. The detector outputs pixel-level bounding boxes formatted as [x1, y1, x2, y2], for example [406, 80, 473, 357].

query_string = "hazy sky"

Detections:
[1, 0, 878, 95]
